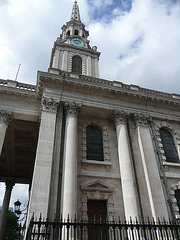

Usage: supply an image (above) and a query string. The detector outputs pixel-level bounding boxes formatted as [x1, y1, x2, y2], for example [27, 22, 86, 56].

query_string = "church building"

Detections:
[0, 1, 180, 235]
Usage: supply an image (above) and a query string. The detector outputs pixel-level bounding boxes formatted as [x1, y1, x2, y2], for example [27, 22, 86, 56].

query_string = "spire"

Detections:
[71, 1, 81, 21]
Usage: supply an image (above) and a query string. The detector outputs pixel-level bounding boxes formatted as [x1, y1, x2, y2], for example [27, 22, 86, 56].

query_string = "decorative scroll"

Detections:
[0, 110, 12, 124]
[133, 112, 149, 127]
[114, 110, 129, 125]
[64, 101, 81, 118]
[41, 97, 59, 112]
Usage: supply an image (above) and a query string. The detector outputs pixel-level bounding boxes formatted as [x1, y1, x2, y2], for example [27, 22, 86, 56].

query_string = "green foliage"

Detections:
[4, 210, 18, 240]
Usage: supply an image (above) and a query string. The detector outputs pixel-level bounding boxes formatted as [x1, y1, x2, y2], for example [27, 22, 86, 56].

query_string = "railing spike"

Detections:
[74, 214, 76, 222]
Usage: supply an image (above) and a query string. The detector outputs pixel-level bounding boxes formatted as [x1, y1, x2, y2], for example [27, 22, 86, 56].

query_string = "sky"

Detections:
[0, 0, 180, 213]
[0, 0, 180, 94]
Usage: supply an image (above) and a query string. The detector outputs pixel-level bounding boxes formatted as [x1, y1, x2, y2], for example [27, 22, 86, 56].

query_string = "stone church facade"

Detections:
[0, 1, 180, 231]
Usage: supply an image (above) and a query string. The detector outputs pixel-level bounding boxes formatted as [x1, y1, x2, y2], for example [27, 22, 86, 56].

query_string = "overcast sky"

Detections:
[0, 0, 180, 210]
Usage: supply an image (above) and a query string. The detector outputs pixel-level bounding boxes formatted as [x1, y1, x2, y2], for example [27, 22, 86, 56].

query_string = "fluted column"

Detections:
[0, 110, 11, 155]
[0, 182, 14, 240]
[26, 97, 59, 223]
[61, 102, 80, 219]
[115, 110, 139, 220]
[134, 113, 169, 219]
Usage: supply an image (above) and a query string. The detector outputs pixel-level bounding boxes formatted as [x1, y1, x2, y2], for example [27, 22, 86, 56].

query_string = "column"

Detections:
[115, 110, 139, 220]
[134, 113, 169, 219]
[0, 110, 11, 155]
[62, 51, 68, 71]
[94, 58, 99, 78]
[61, 101, 80, 219]
[86, 56, 92, 76]
[26, 97, 59, 223]
[0, 182, 14, 240]
[52, 48, 60, 69]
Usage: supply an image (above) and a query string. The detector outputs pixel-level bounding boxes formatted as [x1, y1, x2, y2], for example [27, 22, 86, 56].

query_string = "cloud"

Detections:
[0, 183, 29, 209]
[89, 0, 180, 93]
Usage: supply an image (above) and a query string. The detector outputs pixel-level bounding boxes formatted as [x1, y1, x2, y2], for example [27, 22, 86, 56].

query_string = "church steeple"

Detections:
[71, 1, 81, 21]
[49, 1, 100, 78]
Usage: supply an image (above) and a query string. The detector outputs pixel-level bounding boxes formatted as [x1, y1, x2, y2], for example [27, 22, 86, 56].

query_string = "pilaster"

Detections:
[0, 110, 11, 154]
[133, 112, 169, 219]
[26, 97, 59, 223]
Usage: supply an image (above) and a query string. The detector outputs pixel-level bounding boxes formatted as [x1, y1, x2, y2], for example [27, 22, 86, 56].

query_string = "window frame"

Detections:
[81, 120, 111, 171]
[86, 125, 104, 161]
[159, 128, 179, 163]
[72, 55, 82, 74]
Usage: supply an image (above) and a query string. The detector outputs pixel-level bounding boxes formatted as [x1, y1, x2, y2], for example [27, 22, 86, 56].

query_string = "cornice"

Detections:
[0, 79, 38, 100]
[37, 71, 180, 111]
[53, 41, 101, 56]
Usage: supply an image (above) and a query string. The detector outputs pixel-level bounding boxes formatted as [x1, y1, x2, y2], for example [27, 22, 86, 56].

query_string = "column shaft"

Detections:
[115, 111, 139, 220]
[0, 182, 14, 240]
[61, 102, 79, 219]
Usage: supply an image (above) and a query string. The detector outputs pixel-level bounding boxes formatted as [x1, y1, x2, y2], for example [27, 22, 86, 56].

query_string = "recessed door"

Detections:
[87, 200, 108, 240]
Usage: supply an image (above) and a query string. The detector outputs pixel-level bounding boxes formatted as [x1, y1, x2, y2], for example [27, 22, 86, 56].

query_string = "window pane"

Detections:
[159, 129, 179, 163]
[72, 56, 82, 74]
[86, 126, 104, 161]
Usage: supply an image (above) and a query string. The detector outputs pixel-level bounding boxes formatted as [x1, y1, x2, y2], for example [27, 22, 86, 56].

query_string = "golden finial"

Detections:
[74, 0, 77, 3]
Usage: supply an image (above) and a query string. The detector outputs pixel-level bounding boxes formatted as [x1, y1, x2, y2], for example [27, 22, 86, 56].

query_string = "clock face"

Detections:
[71, 38, 84, 47]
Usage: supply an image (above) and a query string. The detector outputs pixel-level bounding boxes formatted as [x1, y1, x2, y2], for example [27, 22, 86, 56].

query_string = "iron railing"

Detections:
[22, 215, 180, 240]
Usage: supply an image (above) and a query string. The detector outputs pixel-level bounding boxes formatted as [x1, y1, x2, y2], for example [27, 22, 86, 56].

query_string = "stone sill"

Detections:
[163, 161, 180, 168]
[82, 159, 112, 171]
[82, 159, 112, 166]
[175, 214, 180, 219]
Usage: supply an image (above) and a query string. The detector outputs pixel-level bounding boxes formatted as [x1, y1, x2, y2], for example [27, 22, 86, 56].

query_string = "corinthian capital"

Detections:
[133, 113, 149, 127]
[42, 97, 59, 112]
[0, 110, 12, 124]
[114, 110, 129, 125]
[64, 101, 81, 118]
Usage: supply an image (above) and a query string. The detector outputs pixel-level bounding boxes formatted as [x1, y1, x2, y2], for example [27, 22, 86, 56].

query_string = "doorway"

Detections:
[87, 200, 108, 240]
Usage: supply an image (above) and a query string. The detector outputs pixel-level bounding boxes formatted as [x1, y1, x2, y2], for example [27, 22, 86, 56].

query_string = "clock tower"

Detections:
[49, 1, 100, 78]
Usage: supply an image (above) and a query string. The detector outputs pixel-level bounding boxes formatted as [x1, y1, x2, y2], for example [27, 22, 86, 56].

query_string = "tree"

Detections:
[4, 210, 18, 240]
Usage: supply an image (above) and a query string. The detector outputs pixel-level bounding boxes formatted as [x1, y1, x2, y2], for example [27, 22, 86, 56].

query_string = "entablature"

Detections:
[37, 71, 180, 116]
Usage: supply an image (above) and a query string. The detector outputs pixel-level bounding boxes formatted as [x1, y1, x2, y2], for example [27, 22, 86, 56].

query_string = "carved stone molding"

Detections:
[41, 97, 59, 112]
[154, 120, 180, 163]
[171, 182, 180, 218]
[114, 110, 129, 125]
[133, 112, 149, 127]
[80, 119, 111, 171]
[81, 180, 114, 221]
[0, 110, 12, 125]
[64, 101, 81, 118]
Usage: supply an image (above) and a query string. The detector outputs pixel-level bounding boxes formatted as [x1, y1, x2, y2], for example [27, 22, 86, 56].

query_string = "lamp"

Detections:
[14, 199, 22, 218]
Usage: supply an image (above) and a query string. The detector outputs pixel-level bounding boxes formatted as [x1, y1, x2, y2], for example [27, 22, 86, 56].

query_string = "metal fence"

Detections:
[22, 215, 180, 240]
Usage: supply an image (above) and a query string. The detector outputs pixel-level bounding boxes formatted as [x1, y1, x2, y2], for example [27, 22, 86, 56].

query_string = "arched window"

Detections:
[159, 128, 179, 163]
[74, 29, 79, 35]
[86, 126, 104, 161]
[72, 56, 82, 74]
[175, 189, 180, 214]
[67, 30, 70, 36]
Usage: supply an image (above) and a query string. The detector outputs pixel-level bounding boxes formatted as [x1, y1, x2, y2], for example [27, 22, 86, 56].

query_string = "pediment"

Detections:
[81, 180, 113, 192]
